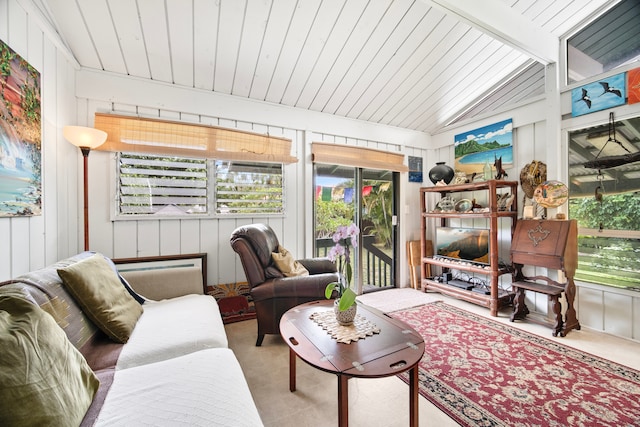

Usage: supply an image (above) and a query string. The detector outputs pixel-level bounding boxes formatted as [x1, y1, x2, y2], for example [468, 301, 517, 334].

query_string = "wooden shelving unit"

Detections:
[420, 180, 518, 316]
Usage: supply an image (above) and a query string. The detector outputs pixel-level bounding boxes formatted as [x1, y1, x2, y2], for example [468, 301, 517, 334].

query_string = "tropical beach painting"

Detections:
[454, 118, 513, 176]
[0, 39, 41, 217]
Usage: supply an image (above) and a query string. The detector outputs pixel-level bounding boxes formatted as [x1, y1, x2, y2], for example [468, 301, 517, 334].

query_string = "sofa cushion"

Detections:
[0, 252, 103, 350]
[95, 348, 263, 427]
[0, 290, 100, 426]
[101, 255, 146, 304]
[116, 294, 228, 370]
[272, 245, 309, 277]
[58, 253, 143, 343]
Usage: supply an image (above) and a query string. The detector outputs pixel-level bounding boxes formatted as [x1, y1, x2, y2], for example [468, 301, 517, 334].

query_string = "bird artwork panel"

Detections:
[627, 67, 640, 105]
[571, 72, 626, 117]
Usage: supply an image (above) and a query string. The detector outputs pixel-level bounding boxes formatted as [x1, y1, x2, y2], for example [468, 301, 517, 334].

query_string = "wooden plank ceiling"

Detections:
[37, 0, 611, 135]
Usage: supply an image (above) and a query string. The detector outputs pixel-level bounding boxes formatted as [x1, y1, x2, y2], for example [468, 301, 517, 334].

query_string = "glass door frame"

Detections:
[313, 164, 399, 295]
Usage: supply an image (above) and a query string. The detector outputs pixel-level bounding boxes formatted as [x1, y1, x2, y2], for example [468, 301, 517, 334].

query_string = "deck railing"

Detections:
[315, 235, 393, 289]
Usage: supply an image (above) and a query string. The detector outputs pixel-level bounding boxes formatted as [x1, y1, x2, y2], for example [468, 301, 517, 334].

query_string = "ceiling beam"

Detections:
[427, 0, 559, 65]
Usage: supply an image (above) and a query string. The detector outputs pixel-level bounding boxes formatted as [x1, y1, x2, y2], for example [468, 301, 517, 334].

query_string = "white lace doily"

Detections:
[309, 311, 380, 344]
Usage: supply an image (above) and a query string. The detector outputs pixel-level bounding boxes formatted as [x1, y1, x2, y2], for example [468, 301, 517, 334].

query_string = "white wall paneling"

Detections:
[75, 71, 431, 290]
[159, 220, 181, 256]
[0, 0, 80, 279]
[179, 220, 201, 255]
[576, 283, 639, 341]
[603, 292, 634, 338]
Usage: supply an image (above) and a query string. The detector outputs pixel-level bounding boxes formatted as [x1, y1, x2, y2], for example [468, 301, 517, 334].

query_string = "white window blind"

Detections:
[118, 153, 208, 215]
[214, 161, 283, 215]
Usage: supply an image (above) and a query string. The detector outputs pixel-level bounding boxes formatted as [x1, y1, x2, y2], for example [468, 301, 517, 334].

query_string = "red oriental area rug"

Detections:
[391, 302, 640, 427]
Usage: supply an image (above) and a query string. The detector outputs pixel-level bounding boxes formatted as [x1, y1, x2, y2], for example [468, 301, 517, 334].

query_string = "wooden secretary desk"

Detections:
[510, 219, 580, 337]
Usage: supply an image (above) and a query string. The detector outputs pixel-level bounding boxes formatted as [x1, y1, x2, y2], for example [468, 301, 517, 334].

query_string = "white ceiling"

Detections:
[37, 0, 612, 135]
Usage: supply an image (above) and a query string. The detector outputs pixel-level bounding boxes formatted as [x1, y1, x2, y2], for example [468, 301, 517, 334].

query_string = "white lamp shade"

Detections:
[63, 126, 107, 149]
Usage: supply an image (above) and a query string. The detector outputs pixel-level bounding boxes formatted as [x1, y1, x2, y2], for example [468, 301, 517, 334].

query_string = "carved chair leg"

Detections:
[550, 296, 563, 337]
[510, 287, 529, 321]
[256, 334, 265, 346]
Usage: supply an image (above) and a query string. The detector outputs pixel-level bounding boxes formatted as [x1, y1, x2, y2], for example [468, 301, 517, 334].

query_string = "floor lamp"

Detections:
[63, 126, 108, 251]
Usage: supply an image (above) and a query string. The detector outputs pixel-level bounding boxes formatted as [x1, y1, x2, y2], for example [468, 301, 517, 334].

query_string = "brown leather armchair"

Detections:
[230, 223, 339, 346]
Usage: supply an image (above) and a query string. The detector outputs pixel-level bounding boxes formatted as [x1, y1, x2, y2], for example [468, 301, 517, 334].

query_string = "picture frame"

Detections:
[454, 119, 513, 176]
[0, 39, 42, 217]
[628, 67, 640, 105]
[571, 72, 626, 116]
[408, 155, 423, 183]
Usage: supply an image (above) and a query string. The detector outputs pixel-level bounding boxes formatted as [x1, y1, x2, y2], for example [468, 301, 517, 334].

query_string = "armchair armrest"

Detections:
[251, 272, 340, 302]
[297, 258, 337, 275]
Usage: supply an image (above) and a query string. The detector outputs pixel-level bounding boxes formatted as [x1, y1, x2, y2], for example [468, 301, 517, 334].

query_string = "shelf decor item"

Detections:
[454, 199, 473, 213]
[533, 180, 569, 208]
[428, 162, 455, 184]
[434, 196, 455, 212]
[483, 160, 492, 180]
[325, 223, 360, 324]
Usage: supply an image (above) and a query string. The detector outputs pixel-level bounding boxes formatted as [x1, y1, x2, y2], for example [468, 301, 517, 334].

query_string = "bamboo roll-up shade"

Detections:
[94, 113, 297, 163]
[312, 142, 408, 172]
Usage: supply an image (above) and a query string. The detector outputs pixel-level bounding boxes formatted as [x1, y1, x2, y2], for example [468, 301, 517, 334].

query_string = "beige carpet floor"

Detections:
[225, 288, 640, 427]
[356, 287, 441, 313]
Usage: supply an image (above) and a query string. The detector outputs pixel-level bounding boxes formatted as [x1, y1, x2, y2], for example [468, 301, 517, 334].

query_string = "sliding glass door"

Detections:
[314, 164, 398, 294]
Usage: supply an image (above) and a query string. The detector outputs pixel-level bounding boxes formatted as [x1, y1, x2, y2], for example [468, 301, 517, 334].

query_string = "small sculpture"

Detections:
[494, 155, 508, 179]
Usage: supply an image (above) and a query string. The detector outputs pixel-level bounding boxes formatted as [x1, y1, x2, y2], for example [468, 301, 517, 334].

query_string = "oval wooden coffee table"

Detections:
[280, 300, 425, 427]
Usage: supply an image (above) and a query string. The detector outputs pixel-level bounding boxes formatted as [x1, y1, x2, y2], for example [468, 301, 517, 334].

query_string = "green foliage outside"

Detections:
[569, 193, 640, 230]
[215, 166, 283, 214]
[120, 153, 207, 214]
[314, 180, 393, 249]
[315, 199, 354, 238]
[362, 183, 393, 248]
[569, 193, 640, 290]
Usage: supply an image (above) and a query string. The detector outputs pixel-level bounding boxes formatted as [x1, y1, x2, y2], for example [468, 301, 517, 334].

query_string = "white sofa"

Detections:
[0, 252, 263, 426]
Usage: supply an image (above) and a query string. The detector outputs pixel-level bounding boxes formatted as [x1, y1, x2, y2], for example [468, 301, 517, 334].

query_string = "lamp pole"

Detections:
[63, 126, 107, 252]
[80, 147, 91, 251]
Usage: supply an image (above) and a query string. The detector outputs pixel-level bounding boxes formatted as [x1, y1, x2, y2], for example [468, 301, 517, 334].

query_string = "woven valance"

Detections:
[312, 142, 408, 172]
[93, 113, 297, 163]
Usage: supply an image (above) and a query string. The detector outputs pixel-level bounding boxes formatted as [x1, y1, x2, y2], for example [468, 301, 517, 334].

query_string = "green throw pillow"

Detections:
[0, 290, 99, 426]
[272, 245, 309, 277]
[58, 253, 143, 343]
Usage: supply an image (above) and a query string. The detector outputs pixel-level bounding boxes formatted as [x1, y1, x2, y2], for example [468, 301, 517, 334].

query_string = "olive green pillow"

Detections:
[272, 245, 309, 277]
[58, 253, 143, 343]
[0, 290, 99, 426]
